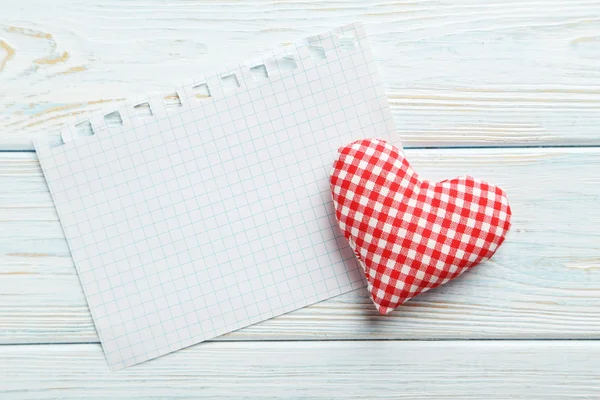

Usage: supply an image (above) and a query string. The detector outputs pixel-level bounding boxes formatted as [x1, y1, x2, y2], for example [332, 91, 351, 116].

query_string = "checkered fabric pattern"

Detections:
[330, 139, 512, 315]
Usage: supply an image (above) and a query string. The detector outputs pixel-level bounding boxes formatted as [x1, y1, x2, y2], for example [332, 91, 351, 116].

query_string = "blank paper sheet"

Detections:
[35, 22, 397, 370]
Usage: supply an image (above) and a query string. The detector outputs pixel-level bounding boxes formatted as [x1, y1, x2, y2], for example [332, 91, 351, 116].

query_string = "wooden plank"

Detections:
[2, 0, 600, 149]
[1, 341, 600, 398]
[1, 147, 599, 343]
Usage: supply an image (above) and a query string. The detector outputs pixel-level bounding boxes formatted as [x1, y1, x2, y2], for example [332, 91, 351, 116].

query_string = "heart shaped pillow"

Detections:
[330, 139, 511, 315]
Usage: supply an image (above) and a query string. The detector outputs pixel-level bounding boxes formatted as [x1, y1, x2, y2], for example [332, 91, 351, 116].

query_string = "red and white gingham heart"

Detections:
[330, 139, 511, 315]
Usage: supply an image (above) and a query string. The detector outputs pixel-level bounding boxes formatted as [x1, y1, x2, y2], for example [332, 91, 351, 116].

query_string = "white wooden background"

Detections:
[1, 0, 600, 398]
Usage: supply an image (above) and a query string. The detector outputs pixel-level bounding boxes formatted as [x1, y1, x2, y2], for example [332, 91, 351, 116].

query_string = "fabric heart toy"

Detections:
[330, 139, 511, 315]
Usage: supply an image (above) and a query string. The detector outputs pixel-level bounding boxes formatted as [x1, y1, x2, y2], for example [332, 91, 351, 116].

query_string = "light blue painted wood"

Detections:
[1, 0, 599, 395]
[1, 341, 599, 398]
[1, 0, 600, 149]
[1, 148, 598, 344]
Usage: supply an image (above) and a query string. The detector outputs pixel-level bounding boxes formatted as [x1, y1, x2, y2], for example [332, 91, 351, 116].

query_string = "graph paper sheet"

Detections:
[35, 22, 397, 370]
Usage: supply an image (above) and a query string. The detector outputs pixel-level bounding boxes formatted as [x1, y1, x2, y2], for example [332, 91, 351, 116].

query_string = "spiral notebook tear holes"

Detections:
[275, 55, 298, 71]
[75, 120, 94, 138]
[221, 73, 240, 92]
[46, 27, 363, 150]
[250, 64, 268, 81]
[104, 111, 124, 127]
[307, 46, 327, 61]
[164, 93, 183, 108]
[193, 83, 211, 99]
[133, 102, 153, 118]
[338, 35, 357, 51]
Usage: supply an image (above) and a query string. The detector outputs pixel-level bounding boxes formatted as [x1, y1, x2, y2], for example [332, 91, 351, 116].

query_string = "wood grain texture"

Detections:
[1, 147, 599, 344]
[2, 341, 600, 398]
[2, 0, 600, 149]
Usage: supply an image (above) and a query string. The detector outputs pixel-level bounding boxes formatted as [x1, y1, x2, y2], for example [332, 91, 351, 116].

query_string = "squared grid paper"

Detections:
[35, 22, 397, 370]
